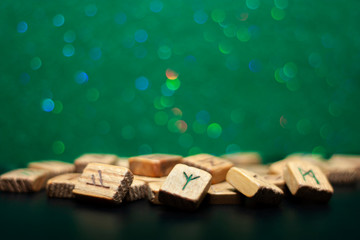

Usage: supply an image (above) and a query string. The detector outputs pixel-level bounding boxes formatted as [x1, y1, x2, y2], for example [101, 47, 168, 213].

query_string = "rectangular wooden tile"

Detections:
[0, 168, 49, 192]
[284, 161, 333, 202]
[221, 152, 262, 165]
[129, 153, 182, 177]
[134, 175, 166, 183]
[74, 154, 118, 173]
[147, 181, 163, 205]
[206, 181, 243, 205]
[182, 154, 233, 184]
[28, 160, 75, 178]
[226, 167, 283, 205]
[329, 154, 360, 167]
[73, 163, 133, 203]
[317, 155, 360, 185]
[46, 173, 80, 198]
[125, 180, 149, 202]
[158, 164, 212, 210]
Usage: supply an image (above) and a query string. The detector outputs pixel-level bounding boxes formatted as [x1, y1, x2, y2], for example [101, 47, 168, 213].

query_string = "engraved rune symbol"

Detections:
[87, 170, 110, 188]
[298, 168, 320, 185]
[182, 172, 200, 190]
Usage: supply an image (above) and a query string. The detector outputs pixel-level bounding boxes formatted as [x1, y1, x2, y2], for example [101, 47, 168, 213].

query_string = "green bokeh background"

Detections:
[1, 0, 360, 167]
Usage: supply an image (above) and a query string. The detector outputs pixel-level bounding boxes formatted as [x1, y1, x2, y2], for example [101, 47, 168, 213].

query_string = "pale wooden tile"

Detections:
[134, 175, 166, 183]
[226, 167, 283, 205]
[147, 182, 163, 205]
[115, 157, 129, 169]
[158, 164, 212, 210]
[129, 154, 182, 177]
[207, 181, 243, 205]
[0, 168, 49, 192]
[28, 160, 75, 178]
[221, 152, 262, 165]
[73, 163, 133, 203]
[284, 161, 333, 202]
[125, 180, 149, 202]
[182, 154, 233, 184]
[74, 154, 118, 173]
[46, 173, 81, 198]
[320, 155, 360, 185]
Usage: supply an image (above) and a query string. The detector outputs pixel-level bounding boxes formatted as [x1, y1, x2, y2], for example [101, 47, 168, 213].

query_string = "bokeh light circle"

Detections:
[207, 123, 222, 138]
[136, 76, 149, 90]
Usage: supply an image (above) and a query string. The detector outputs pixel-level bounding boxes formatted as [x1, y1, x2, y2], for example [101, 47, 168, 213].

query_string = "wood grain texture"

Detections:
[134, 175, 166, 183]
[182, 154, 233, 184]
[147, 182, 163, 205]
[125, 180, 149, 202]
[323, 154, 360, 185]
[284, 161, 333, 202]
[129, 154, 182, 177]
[226, 167, 284, 205]
[206, 181, 243, 205]
[221, 152, 262, 165]
[158, 164, 212, 210]
[115, 157, 129, 169]
[74, 154, 118, 173]
[0, 168, 49, 192]
[28, 160, 75, 178]
[73, 163, 133, 203]
[241, 164, 270, 176]
[46, 173, 80, 198]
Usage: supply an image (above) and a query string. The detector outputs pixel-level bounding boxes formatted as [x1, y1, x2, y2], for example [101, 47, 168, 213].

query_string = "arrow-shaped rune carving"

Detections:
[182, 172, 200, 190]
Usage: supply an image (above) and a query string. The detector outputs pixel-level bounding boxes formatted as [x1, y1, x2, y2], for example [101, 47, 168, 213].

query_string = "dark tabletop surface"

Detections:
[0, 184, 359, 240]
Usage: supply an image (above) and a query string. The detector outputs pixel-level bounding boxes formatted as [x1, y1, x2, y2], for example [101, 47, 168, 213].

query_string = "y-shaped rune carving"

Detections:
[182, 172, 200, 190]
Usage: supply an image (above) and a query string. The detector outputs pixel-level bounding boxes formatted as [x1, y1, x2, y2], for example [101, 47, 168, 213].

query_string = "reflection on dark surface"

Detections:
[0, 185, 359, 240]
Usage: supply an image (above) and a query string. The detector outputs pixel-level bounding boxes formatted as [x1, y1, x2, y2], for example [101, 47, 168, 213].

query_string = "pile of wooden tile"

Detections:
[1, 152, 359, 210]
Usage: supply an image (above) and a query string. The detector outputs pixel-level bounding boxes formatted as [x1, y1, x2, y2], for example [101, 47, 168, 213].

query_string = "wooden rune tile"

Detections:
[147, 181, 163, 205]
[73, 163, 133, 203]
[28, 160, 75, 178]
[323, 154, 360, 185]
[284, 161, 333, 202]
[182, 154, 233, 184]
[125, 180, 149, 202]
[74, 154, 118, 173]
[226, 167, 284, 205]
[221, 152, 262, 165]
[129, 154, 182, 177]
[46, 173, 81, 198]
[158, 164, 212, 210]
[206, 181, 243, 205]
[0, 168, 49, 192]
